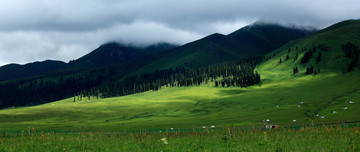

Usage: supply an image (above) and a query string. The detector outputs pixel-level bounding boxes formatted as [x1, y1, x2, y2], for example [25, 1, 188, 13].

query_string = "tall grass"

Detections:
[1, 124, 359, 152]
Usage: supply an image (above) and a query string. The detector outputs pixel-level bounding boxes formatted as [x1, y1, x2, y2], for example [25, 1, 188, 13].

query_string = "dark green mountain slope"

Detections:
[0, 60, 67, 82]
[0, 42, 178, 108]
[132, 23, 314, 74]
[228, 23, 315, 54]
[70, 42, 177, 68]
[71, 42, 145, 68]
[0, 42, 177, 83]
[257, 19, 360, 78]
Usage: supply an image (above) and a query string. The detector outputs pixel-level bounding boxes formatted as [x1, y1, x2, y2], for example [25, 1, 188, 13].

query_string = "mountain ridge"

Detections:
[0, 60, 67, 82]
[0, 22, 315, 108]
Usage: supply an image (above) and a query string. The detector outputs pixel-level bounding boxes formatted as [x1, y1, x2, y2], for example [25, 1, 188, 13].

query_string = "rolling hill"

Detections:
[0, 20, 359, 131]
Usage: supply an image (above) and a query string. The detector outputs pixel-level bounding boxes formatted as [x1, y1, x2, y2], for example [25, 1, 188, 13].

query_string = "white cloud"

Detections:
[0, 20, 204, 65]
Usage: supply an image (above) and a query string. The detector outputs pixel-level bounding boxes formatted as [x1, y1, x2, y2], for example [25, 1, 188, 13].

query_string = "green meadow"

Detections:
[1, 68, 359, 132]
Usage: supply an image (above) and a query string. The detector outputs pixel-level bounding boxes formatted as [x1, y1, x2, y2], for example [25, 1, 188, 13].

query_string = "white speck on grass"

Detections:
[266, 119, 270, 122]
[333, 111, 337, 114]
[293, 120, 296, 122]
[349, 101, 354, 104]
[298, 105, 301, 108]
[170, 128, 173, 130]
[321, 116, 325, 118]
[160, 138, 168, 145]
[344, 107, 348, 110]
[276, 105, 279, 108]
[202, 126, 206, 129]
[210, 125, 215, 128]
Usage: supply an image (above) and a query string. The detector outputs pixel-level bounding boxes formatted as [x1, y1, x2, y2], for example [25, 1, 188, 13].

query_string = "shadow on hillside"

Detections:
[218, 89, 246, 96]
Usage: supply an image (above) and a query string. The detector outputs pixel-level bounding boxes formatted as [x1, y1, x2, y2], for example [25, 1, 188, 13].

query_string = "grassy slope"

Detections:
[0, 70, 359, 131]
[1, 20, 359, 132]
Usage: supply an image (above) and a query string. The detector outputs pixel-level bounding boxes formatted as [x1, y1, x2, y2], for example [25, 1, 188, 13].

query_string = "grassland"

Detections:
[1, 125, 359, 152]
[0, 68, 359, 132]
[1, 20, 360, 132]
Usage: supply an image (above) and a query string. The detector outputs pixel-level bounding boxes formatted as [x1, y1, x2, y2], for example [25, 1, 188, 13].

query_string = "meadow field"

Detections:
[0, 69, 359, 132]
[1, 124, 359, 152]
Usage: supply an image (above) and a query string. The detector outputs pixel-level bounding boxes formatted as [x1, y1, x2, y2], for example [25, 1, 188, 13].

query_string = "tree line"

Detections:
[342, 42, 359, 72]
[0, 58, 262, 109]
[94, 58, 262, 98]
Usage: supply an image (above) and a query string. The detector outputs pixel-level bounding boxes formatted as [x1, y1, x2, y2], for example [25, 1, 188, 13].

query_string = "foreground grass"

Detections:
[1, 125, 359, 152]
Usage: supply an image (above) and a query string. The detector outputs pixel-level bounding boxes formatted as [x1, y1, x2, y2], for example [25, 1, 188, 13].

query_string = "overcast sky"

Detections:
[0, 0, 359, 66]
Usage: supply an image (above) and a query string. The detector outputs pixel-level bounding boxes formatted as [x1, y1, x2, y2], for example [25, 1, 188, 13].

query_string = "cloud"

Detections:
[0, 20, 203, 65]
[0, 0, 359, 65]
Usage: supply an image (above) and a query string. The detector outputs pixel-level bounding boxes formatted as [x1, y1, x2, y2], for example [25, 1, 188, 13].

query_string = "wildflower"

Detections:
[170, 128, 173, 130]
[160, 138, 168, 145]
[293, 120, 296, 122]
[276, 105, 279, 108]
[344, 107, 348, 110]
[210, 125, 215, 128]
[349, 101, 354, 104]
[333, 111, 337, 114]
[202, 126, 206, 129]
[300, 102, 304, 105]
[315, 114, 319, 117]
[321, 116, 325, 118]
[298, 105, 301, 108]
[266, 119, 270, 122]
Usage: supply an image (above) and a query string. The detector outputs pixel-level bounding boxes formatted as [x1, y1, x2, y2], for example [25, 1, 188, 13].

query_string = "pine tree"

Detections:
[293, 67, 298, 75]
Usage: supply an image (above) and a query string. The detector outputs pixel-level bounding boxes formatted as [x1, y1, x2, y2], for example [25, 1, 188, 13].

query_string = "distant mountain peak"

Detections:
[203, 33, 227, 41]
[249, 20, 318, 32]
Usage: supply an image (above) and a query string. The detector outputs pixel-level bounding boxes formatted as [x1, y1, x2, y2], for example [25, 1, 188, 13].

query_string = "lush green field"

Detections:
[1, 125, 359, 152]
[1, 68, 359, 132]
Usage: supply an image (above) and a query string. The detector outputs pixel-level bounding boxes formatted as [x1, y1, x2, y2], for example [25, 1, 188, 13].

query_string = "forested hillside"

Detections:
[0, 23, 313, 109]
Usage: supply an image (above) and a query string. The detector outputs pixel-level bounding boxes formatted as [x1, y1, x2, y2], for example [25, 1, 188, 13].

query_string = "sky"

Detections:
[0, 0, 359, 66]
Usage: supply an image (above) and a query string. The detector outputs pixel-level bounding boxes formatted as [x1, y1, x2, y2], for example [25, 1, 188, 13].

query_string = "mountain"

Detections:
[145, 42, 179, 53]
[257, 19, 360, 78]
[0, 42, 178, 83]
[0, 60, 67, 82]
[69, 42, 178, 68]
[227, 22, 316, 54]
[127, 23, 314, 74]
[0, 22, 314, 109]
